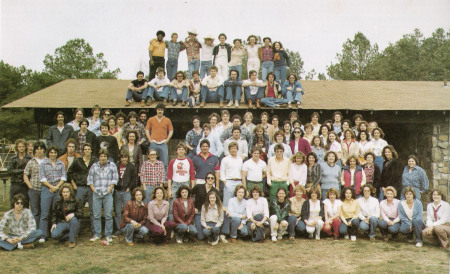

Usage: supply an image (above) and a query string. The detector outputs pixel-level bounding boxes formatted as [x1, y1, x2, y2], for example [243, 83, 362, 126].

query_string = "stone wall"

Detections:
[431, 118, 450, 197]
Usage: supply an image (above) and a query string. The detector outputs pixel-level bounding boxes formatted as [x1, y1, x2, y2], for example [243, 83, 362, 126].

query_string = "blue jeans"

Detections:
[169, 87, 188, 102]
[200, 60, 212, 79]
[0, 230, 43, 251]
[188, 60, 200, 79]
[359, 216, 379, 238]
[200, 86, 225, 103]
[287, 215, 306, 237]
[175, 223, 198, 240]
[76, 186, 94, 235]
[93, 192, 114, 237]
[260, 97, 288, 108]
[225, 86, 242, 102]
[378, 219, 400, 236]
[261, 61, 274, 82]
[339, 218, 360, 236]
[274, 65, 287, 84]
[114, 190, 131, 232]
[194, 213, 204, 240]
[28, 189, 41, 228]
[126, 88, 148, 102]
[169, 181, 189, 221]
[166, 59, 178, 81]
[121, 223, 149, 243]
[221, 216, 248, 238]
[401, 186, 421, 201]
[229, 65, 242, 79]
[203, 221, 220, 242]
[143, 185, 156, 204]
[223, 180, 241, 207]
[244, 87, 264, 103]
[399, 219, 425, 243]
[374, 156, 384, 173]
[39, 185, 59, 239]
[147, 86, 169, 101]
[379, 187, 386, 201]
[51, 217, 80, 243]
[149, 142, 168, 174]
[286, 90, 303, 104]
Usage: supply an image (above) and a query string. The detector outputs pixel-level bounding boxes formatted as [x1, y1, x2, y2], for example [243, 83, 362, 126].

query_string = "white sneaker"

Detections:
[211, 239, 219, 246]
[38, 238, 45, 243]
[277, 235, 282, 240]
[350, 236, 356, 241]
[234, 100, 239, 107]
[176, 236, 183, 244]
[227, 101, 233, 107]
[308, 233, 314, 239]
[271, 236, 277, 243]
[315, 235, 320, 240]
[219, 235, 228, 243]
[90, 236, 100, 242]
[416, 242, 423, 247]
[17, 243, 24, 250]
[170, 231, 175, 239]
[344, 235, 349, 240]
[106, 237, 113, 243]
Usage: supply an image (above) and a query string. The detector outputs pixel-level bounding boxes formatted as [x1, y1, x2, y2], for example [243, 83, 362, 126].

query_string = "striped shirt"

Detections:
[39, 158, 66, 185]
[166, 40, 185, 60]
[87, 161, 118, 195]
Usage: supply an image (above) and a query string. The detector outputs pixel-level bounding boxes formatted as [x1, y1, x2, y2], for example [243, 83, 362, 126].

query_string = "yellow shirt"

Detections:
[148, 39, 166, 57]
[341, 199, 360, 219]
[267, 157, 290, 182]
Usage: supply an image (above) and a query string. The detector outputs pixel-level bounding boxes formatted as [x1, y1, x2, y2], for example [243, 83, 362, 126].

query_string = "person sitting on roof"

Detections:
[125, 71, 149, 107]
[169, 71, 190, 107]
[147, 67, 170, 106]
[242, 70, 265, 109]
[200, 66, 225, 108]
[282, 73, 304, 109]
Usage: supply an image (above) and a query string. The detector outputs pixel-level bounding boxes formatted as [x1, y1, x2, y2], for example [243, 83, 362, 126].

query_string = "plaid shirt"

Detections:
[166, 40, 185, 61]
[0, 208, 36, 240]
[122, 122, 147, 143]
[87, 161, 118, 195]
[185, 128, 203, 148]
[262, 46, 274, 62]
[24, 157, 44, 191]
[76, 131, 87, 154]
[140, 160, 165, 186]
[185, 39, 202, 61]
[39, 158, 66, 185]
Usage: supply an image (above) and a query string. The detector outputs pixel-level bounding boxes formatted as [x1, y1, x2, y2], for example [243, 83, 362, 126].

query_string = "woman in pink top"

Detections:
[288, 152, 307, 197]
[146, 186, 177, 244]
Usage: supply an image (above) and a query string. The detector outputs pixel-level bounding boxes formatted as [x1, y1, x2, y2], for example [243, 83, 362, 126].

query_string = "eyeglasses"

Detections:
[15, 201, 23, 205]
[294, 131, 301, 134]
[206, 177, 215, 180]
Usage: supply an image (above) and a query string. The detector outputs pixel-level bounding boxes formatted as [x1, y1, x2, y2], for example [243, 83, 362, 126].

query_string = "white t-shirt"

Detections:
[201, 42, 214, 61]
[323, 199, 342, 218]
[242, 158, 267, 182]
[170, 158, 192, 183]
[220, 155, 243, 181]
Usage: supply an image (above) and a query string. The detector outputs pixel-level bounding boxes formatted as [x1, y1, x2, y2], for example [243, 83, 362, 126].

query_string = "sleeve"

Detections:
[39, 162, 47, 182]
[413, 200, 424, 222]
[312, 164, 322, 188]
[299, 165, 307, 186]
[216, 76, 225, 87]
[148, 203, 161, 226]
[24, 161, 32, 176]
[122, 202, 132, 224]
[219, 158, 227, 181]
[263, 198, 270, 218]
[172, 199, 184, 225]
[158, 162, 166, 184]
[357, 199, 366, 220]
[187, 158, 196, 180]
[374, 199, 380, 218]
[284, 51, 291, 67]
[22, 210, 36, 238]
[398, 202, 411, 227]
[216, 208, 224, 227]
[75, 198, 84, 219]
[60, 163, 67, 181]
[380, 202, 390, 222]
[300, 201, 308, 221]
[215, 136, 224, 157]
[201, 77, 208, 86]
[200, 206, 207, 228]
[420, 168, 429, 192]
[110, 163, 119, 185]
[51, 201, 60, 225]
[87, 165, 95, 186]
[46, 128, 54, 146]
[167, 159, 175, 181]
[280, 201, 290, 220]
[0, 214, 9, 240]
[160, 203, 168, 225]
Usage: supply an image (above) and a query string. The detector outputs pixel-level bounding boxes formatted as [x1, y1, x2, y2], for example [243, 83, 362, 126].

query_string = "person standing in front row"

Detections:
[8, 139, 31, 208]
[148, 30, 166, 81]
[145, 103, 173, 175]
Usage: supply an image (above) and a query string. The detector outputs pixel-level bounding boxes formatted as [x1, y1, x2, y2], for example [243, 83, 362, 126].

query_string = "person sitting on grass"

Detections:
[147, 67, 170, 106]
[221, 185, 248, 243]
[50, 183, 83, 248]
[398, 186, 425, 248]
[322, 188, 342, 240]
[269, 187, 291, 243]
[339, 186, 360, 241]
[169, 71, 190, 106]
[357, 184, 380, 241]
[146, 186, 177, 245]
[173, 185, 197, 244]
[201, 191, 224, 246]
[125, 71, 149, 107]
[287, 184, 307, 240]
[246, 185, 269, 243]
[301, 185, 325, 240]
[120, 187, 149, 246]
[378, 186, 400, 241]
[0, 194, 43, 251]
[422, 189, 450, 249]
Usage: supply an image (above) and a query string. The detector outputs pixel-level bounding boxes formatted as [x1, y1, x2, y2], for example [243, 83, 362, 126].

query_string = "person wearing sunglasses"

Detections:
[0, 194, 43, 250]
[289, 128, 311, 157]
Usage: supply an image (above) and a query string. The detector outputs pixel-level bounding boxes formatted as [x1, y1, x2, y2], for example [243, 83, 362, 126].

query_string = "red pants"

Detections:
[322, 218, 341, 237]
[289, 182, 299, 197]
[147, 221, 177, 242]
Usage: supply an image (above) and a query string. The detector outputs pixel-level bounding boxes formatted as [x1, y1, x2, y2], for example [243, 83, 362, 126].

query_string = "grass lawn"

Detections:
[0, 181, 448, 273]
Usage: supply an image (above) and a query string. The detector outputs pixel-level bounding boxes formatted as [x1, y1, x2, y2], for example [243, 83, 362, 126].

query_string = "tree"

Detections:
[286, 49, 305, 80]
[305, 69, 316, 80]
[327, 32, 380, 80]
[318, 73, 327, 80]
[43, 38, 120, 80]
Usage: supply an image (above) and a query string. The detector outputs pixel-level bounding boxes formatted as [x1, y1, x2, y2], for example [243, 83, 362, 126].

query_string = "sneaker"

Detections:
[68, 242, 76, 248]
[289, 236, 295, 241]
[344, 235, 349, 240]
[17, 243, 23, 250]
[211, 239, 219, 246]
[90, 236, 100, 242]
[39, 238, 45, 243]
[277, 235, 282, 240]
[416, 242, 423, 247]
[219, 101, 224, 108]
[181, 101, 186, 106]
[106, 237, 113, 243]
[251, 223, 256, 231]
[308, 233, 314, 239]
[172, 100, 177, 106]
[334, 236, 339, 241]
[297, 102, 302, 109]
[200, 102, 205, 108]
[176, 236, 183, 244]
[235, 100, 239, 108]
[126, 241, 134, 246]
[146, 99, 152, 106]
[315, 235, 320, 240]
[227, 101, 233, 107]
[271, 236, 277, 243]
[140, 100, 145, 107]
[125, 100, 131, 107]
[219, 235, 228, 243]
[350, 236, 356, 241]
[170, 231, 175, 239]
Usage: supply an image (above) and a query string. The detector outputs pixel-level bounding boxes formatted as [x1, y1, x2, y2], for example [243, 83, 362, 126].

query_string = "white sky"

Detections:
[1, 0, 449, 79]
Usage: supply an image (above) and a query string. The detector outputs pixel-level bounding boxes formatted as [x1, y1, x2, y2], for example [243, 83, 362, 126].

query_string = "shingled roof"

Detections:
[2, 79, 450, 111]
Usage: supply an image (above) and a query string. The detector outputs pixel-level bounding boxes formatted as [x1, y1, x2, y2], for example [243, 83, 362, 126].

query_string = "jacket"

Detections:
[58, 152, 82, 171]
[120, 200, 148, 229]
[8, 154, 31, 184]
[378, 158, 402, 197]
[212, 43, 231, 64]
[47, 124, 74, 154]
[398, 199, 423, 228]
[289, 138, 312, 156]
[362, 163, 381, 188]
[120, 144, 143, 171]
[342, 165, 364, 195]
[51, 197, 84, 225]
[282, 80, 304, 97]
[264, 82, 282, 99]
[69, 129, 98, 155]
[67, 156, 99, 187]
[270, 199, 290, 222]
[115, 161, 138, 192]
[300, 199, 325, 221]
[172, 197, 195, 225]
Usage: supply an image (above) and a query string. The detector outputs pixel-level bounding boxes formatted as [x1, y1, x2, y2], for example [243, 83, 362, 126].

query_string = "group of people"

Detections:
[2, 104, 449, 251]
[126, 31, 303, 109]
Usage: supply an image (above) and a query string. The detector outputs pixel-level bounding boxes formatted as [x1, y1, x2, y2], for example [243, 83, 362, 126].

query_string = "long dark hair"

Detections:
[203, 191, 222, 214]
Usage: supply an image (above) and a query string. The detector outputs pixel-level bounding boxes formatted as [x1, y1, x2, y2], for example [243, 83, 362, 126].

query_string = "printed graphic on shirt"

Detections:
[176, 161, 188, 176]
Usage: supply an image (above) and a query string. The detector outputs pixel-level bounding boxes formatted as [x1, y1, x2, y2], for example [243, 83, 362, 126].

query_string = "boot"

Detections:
[248, 100, 253, 109]
[256, 99, 261, 109]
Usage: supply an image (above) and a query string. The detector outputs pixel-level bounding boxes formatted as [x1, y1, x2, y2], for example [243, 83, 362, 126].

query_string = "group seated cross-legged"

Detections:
[4, 103, 448, 251]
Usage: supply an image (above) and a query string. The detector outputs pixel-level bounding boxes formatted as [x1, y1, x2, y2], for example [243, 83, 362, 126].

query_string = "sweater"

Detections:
[320, 162, 341, 190]
[398, 199, 424, 227]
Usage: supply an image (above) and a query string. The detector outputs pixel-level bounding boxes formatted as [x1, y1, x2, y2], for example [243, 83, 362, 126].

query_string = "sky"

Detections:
[1, 0, 449, 79]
